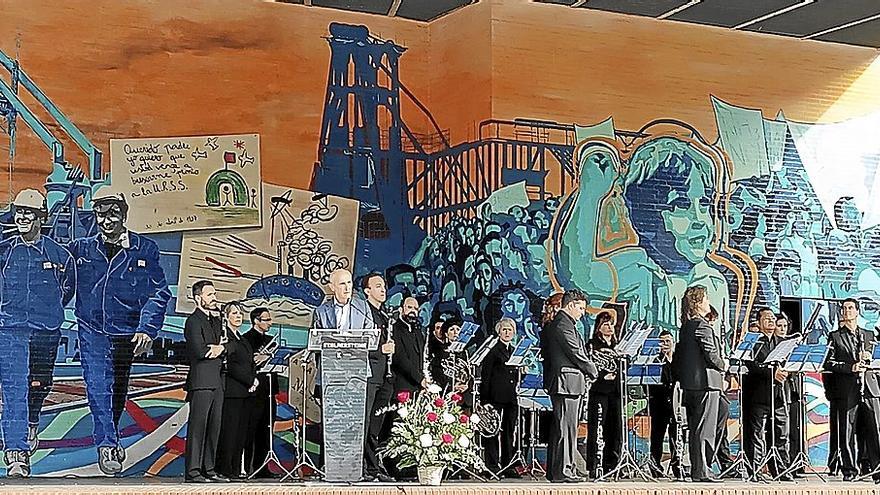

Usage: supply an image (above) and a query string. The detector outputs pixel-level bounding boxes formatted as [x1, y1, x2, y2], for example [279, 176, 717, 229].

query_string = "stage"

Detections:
[1, 478, 879, 495]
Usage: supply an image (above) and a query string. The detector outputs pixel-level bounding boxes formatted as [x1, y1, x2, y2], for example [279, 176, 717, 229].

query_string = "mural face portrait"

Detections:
[13, 207, 42, 236]
[94, 201, 128, 238]
[501, 288, 528, 320]
[660, 166, 714, 265]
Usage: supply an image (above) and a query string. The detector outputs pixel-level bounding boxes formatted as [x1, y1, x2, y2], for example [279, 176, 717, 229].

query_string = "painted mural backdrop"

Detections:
[0, 19, 879, 477]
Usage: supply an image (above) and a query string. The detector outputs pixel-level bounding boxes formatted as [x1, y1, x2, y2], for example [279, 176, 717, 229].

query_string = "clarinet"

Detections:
[385, 309, 395, 379]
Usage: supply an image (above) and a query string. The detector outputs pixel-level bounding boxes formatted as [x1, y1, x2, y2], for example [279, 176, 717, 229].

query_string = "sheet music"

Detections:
[783, 343, 830, 373]
[615, 321, 653, 357]
[448, 321, 479, 353]
[506, 336, 536, 367]
[469, 335, 499, 366]
[731, 332, 762, 361]
[764, 337, 799, 364]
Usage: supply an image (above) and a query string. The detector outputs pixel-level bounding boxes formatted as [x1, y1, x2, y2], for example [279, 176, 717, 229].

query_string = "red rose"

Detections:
[434, 397, 445, 407]
[427, 412, 438, 422]
[397, 391, 411, 403]
[442, 433, 454, 444]
[459, 414, 469, 423]
[450, 393, 462, 403]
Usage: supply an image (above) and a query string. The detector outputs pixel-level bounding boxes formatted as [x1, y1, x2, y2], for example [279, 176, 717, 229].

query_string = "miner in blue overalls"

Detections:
[0, 189, 75, 478]
[69, 190, 171, 475]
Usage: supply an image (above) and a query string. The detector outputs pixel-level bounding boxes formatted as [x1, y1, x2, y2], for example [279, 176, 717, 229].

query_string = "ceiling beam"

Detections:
[733, 0, 814, 30]
[388, 0, 402, 16]
[658, 0, 702, 20]
[803, 12, 880, 39]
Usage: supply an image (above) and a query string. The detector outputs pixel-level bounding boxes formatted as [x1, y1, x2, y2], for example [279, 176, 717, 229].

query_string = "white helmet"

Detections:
[12, 189, 47, 212]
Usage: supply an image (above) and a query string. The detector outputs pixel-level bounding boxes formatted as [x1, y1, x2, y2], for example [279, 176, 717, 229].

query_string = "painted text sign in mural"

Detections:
[109, 134, 262, 233]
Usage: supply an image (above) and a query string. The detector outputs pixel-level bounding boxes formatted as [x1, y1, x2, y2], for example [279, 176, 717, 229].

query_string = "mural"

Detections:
[0, 7, 879, 478]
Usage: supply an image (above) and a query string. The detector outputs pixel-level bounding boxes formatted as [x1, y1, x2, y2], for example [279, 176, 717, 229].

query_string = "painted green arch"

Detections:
[205, 170, 249, 206]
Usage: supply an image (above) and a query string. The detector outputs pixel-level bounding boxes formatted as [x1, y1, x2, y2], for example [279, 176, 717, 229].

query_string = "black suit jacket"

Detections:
[480, 340, 518, 405]
[824, 326, 878, 400]
[367, 303, 390, 384]
[647, 354, 675, 413]
[224, 332, 256, 399]
[673, 317, 725, 391]
[184, 308, 224, 391]
[743, 334, 787, 406]
[391, 318, 425, 393]
[540, 311, 598, 396]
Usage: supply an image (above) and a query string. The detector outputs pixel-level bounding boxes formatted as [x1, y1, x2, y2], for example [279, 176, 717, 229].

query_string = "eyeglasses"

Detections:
[257, 317, 273, 322]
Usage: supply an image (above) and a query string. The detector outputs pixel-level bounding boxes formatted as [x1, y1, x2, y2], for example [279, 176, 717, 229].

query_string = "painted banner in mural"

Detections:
[109, 134, 262, 233]
[176, 184, 359, 326]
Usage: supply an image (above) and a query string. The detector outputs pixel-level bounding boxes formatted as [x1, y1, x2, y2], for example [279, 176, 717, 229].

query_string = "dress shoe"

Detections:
[185, 475, 211, 483]
[206, 473, 230, 482]
[777, 474, 794, 482]
[694, 477, 722, 483]
[376, 472, 395, 482]
[501, 467, 521, 478]
[361, 473, 377, 482]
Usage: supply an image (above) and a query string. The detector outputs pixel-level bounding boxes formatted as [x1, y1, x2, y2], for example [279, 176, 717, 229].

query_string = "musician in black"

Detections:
[480, 318, 520, 477]
[390, 297, 429, 395]
[648, 329, 681, 478]
[433, 318, 473, 409]
[776, 312, 804, 478]
[242, 308, 277, 478]
[742, 307, 791, 480]
[427, 319, 447, 386]
[361, 273, 395, 482]
[824, 298, 877, 481]
[585, 310, 622, 478]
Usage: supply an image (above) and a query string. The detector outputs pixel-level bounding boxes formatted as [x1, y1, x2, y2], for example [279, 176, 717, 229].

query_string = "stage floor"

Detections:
[0, 477, 878, 495]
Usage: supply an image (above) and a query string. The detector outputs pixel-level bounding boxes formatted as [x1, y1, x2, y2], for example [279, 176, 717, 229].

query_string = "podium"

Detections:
[309, 328, 380, 482]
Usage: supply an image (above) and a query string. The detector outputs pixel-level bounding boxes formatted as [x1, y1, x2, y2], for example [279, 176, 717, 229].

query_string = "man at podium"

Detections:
[314, 269, 375, 331]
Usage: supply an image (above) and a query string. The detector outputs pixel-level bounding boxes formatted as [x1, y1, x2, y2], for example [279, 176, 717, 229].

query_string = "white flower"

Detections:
[442, 412, 455, 424]
[470, 413, 481, 425]
[398, 406, 409, 418]
[419, 433, 433, 448]
[457, 436, 470, 448]
[427, 383, 442, 394]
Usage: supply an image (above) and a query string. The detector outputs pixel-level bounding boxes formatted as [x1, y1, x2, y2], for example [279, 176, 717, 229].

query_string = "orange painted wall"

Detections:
[2, 0, 880, 203]
[490, 0, 880, 141]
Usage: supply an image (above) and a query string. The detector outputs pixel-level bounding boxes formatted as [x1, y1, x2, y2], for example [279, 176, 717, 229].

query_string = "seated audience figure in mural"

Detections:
[555, 137, 728, 334]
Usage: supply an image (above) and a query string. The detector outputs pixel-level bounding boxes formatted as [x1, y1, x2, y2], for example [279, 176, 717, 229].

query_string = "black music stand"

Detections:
[753, 336, 799, 481]
[719, 332, 759, 481]
[599, 322, 655, 482]
[778, 343, 828, 482]
[249, 348, 295, 480]
[492, 337, 537, 479]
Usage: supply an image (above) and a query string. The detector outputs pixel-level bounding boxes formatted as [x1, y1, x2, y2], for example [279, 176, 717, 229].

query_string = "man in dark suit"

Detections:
[361, 272, 395, 482]
[742, 307, 791, 480]
[183, 280, 228, 483]
[673, 285, 726, 482]
[824, 298, 876, 481]
[540, 289, 597, 483]
[242, 307, 278, 478]
[480, 317, 520, 476]
[390, 297, 428, 395]
[648, 330, 681, 478]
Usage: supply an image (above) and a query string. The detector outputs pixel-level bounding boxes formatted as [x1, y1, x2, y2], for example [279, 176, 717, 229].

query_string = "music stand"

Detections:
[249, 347, 296, 480]
[461, 335, 501, 481]
[719, 333, 760, 481]
[599, 322, 655, 481]
[752, 336, 798, 481]
[284, 348, 324, 481]
[777, 343, 828, 482]
[516, 373, 548, 480]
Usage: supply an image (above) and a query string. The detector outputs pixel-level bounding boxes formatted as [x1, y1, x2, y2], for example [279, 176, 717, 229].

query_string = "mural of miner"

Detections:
[0, 189, 76, 478]
[69, 190, 171, 475]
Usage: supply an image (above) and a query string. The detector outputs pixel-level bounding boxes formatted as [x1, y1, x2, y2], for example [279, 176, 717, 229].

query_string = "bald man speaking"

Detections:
[314, 269, 375, 331]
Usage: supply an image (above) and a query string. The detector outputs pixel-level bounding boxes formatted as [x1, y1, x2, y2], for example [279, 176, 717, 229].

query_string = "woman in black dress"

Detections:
[216, 301, 258, 479]
[585, 310, 622, 478]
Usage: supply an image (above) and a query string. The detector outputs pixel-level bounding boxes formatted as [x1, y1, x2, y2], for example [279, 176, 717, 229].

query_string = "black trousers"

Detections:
[185, 387, 224, 477]
[244, 375, 276, 476]
[585, 391, 622, 474]
[859, 397, 880, 476]
[743, 401, 790, 476]
[484, 401, 518, 471]
[829, 396, 859, 477]
[649, 402, 680, 473]
[683, 389, 719, 481]
[217, 397, 249, 478]
[364, 379, 393, 476]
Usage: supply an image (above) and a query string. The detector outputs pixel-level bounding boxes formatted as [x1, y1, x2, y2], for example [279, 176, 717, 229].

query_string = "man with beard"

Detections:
[390, 297, 430, 396]
[361, 273, 395, 482]
[183, 280, 228, 483]
[0, 190, 75, 478]
[69, 191, 170, 475]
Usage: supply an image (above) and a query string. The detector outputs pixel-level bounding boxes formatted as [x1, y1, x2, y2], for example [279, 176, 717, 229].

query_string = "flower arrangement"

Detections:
[380, 384, 486, 474]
